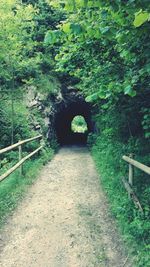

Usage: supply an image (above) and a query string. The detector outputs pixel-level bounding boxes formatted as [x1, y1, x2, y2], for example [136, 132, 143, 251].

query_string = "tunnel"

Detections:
[54, 97, 93, 145]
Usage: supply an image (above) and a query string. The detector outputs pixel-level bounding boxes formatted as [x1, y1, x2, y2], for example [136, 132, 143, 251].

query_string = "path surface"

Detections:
[0, 146, 131, 267]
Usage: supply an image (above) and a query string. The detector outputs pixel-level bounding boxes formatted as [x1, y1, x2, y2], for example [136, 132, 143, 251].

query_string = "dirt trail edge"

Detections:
[0, 146, 131, 267]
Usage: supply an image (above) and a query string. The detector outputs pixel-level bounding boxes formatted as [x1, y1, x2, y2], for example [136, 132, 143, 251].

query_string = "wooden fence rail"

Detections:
[0, 135, 43, 183]
[122, 154, 150, 212]
[0, 135, 42, 155]
[122, 155, 150, 177]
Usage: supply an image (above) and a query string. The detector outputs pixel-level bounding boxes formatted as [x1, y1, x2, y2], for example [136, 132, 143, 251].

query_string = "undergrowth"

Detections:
[90, 134, 150, 267]
[0, 147, 54, 228]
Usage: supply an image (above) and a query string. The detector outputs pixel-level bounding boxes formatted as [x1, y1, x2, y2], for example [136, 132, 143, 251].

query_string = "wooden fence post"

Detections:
[0, 135, 42, 183]
[19, 143, 23, 175]
[128, 154, 134, 198]
[129, 154, 134, 186]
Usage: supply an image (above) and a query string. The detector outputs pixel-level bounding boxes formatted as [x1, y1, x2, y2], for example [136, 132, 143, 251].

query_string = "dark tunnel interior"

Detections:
[55, 100, 93, 145]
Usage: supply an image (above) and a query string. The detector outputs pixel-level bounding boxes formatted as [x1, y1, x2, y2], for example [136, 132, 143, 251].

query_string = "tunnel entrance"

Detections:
[71, 116, 88, 134]
[54, 95, 93, 145]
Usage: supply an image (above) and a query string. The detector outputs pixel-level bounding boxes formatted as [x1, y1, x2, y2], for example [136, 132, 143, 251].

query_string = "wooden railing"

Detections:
[122, 154, 150, 212]
[0, 135, 43, 183]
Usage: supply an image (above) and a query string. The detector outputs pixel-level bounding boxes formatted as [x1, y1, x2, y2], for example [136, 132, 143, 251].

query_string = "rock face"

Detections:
[25, 85, 93, 145]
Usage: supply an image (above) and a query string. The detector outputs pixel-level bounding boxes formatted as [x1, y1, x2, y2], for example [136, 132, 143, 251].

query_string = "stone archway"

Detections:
[54, 89, 93, 145]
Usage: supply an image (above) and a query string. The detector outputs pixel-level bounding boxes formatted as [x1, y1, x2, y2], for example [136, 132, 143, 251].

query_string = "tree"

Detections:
[0, 0, 36, 144]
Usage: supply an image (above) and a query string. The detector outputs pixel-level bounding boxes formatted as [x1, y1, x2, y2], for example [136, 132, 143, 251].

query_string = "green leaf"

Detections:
[65, 0, 76, 12]
[70, 23, 83, 34]
[145, 132, 150, 138]
[85, 92, 99, 102]
[62, 23, 71, 33]
[124, 85, 131, 94]
[129, 90, 137, 97]
[134, 11, 150, 27]
[143, 125, 149, 130]
[76, 0, 87, 7]
[124, 85, 136, 97]
[101, 26, 110, 34]
[44, 30, 61, 44]
[88, 0, 101, 8]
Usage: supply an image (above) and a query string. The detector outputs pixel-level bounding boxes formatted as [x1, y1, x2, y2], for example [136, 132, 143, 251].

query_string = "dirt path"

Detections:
[0, 146, 131, 267]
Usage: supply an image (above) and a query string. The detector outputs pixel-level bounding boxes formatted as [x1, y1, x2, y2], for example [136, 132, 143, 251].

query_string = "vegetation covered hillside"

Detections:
[0, 0, 61, 226]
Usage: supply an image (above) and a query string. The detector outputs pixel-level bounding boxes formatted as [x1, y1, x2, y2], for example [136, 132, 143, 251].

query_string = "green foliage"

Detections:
[0, 0, 62, 98]
[0, 0, 61, 231]
[44, 30, 62, 44]
[47, 0, 150, 102]
[86, 99, 150, 266]
[71, 115, 88, 133]
[0, 0, 62, 147]
[141, 108, 150, 139]
[0, 98, 34, 148]
[0, 0, 36, 87]
[90, 133, 150, 266]
[134, 10, 150, 27]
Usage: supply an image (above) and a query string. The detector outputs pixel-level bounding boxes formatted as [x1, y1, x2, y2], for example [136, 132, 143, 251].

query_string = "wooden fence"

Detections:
[122, 154, 150, 212]
[0, 135, 43, 183]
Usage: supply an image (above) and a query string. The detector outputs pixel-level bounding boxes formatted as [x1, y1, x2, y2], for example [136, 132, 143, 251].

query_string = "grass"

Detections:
[0, 147, 54, 228]
[90, 135, 150, 267]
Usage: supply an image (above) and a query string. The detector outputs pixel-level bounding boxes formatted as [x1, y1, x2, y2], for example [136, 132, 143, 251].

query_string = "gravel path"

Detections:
[0, 146, 131, 267]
